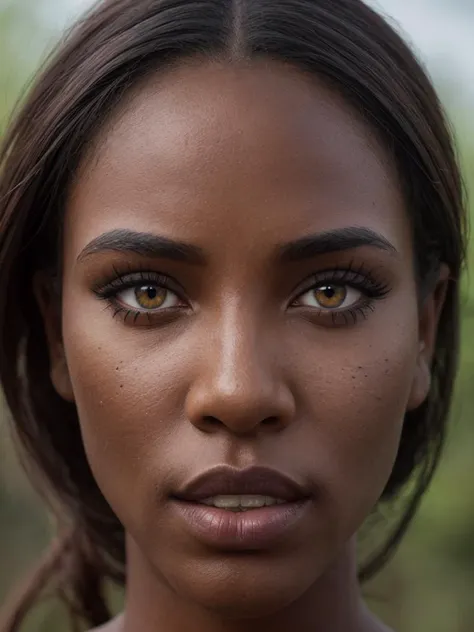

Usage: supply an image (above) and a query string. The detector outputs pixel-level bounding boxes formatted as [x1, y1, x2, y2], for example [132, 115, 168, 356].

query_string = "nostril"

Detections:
[200, 415, 281, 431]
[262, 416, 279, 426]
[202, 416, 222, 426]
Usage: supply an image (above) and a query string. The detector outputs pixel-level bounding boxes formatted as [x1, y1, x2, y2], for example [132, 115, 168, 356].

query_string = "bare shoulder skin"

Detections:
[88, 610, 395, 632]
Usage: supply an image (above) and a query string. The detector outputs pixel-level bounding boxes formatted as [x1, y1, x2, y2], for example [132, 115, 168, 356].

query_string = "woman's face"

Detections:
[43, 59, 439, 615]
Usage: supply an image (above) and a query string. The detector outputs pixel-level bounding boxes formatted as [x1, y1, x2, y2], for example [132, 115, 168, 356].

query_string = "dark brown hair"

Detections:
[0, 0, 466, 629]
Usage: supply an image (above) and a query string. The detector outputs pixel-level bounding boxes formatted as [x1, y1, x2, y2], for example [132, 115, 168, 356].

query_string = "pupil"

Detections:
[145, 286, 157, 299]
[323, 286, 336, 298]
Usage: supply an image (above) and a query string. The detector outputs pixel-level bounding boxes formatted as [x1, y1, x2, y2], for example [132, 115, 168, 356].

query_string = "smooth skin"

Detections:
[36, 58, 447, 632]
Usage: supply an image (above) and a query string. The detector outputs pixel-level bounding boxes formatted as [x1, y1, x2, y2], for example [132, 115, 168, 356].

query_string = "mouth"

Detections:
[198, 494, 287, 511]
[170, 466, 312, 549]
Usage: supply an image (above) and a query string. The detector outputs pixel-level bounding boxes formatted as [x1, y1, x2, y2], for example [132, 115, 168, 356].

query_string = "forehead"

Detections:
[66, 58, 409, 262]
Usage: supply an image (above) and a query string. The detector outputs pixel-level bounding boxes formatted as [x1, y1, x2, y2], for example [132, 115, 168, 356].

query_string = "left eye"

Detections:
[295, 284, 362, 310]
[116, 284, 181, 311]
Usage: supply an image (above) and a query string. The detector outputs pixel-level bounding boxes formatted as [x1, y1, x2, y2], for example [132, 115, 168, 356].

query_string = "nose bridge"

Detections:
[185, 299, 294, 433]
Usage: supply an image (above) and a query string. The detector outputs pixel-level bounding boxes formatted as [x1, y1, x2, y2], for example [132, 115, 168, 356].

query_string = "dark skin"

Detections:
[36, 58, 448, 632]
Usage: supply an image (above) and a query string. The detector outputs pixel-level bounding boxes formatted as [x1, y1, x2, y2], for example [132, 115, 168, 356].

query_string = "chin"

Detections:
[164, 555, 318, 619]
[183, 583, 300, 619]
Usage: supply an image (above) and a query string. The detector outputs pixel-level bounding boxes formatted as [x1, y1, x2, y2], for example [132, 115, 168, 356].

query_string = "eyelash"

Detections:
[289, 261, 391, 326]
[92, 261, 391, 327]
[92, 264, 188, 325]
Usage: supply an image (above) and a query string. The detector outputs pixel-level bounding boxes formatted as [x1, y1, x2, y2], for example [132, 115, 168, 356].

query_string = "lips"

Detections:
[170, 466, 312, 549]
[173, 465, 310, 503]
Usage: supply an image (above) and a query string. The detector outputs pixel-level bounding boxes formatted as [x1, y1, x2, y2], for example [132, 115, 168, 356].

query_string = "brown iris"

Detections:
[313, 284, 346, 309]
[135, 285, 167, 309]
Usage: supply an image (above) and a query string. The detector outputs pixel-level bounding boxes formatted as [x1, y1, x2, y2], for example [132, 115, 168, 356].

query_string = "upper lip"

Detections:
[173, 466, 310, 502]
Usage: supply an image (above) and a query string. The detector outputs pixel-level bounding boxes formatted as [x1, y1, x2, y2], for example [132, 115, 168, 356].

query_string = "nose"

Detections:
[184, 312, 296, 436]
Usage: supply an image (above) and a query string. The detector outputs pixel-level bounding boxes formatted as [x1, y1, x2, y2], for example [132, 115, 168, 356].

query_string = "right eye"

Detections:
[116, 284, 182, 311]
[92, 269, 190, 324]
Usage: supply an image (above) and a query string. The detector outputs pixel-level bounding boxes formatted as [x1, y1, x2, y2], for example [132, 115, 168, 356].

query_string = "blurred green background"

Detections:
[0, 0, 473, 630]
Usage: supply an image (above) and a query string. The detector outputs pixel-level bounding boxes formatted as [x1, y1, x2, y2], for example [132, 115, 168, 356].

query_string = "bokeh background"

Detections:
[1, 0, 473, 630]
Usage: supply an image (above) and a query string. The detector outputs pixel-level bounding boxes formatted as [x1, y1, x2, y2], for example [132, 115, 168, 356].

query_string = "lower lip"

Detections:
[172, 500, 310, 550]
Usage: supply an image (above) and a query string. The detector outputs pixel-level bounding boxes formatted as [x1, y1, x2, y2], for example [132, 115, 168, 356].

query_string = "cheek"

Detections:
[60, 309, 192, 517]
[295, 316, 420, 534]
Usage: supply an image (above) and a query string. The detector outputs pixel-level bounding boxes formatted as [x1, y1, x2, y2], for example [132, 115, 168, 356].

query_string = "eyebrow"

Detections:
[77, 225, 397, 266]
[277, 226, 398, 262]
[77, 229, 206, 265]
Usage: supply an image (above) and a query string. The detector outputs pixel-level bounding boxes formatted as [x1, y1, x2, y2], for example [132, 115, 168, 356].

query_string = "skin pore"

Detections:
[36, 58, 447, 632]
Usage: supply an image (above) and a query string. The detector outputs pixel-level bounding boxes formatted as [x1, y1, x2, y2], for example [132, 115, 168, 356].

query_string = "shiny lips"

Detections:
[173, 465, 309, 504]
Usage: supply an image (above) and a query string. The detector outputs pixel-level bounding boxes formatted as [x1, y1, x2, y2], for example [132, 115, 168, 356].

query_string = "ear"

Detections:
[407, 263, 450, 411]
[33, 271, 75, 402]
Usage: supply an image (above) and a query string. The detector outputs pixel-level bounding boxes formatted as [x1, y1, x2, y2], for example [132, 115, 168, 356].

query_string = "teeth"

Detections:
[201, 495, 286, 510]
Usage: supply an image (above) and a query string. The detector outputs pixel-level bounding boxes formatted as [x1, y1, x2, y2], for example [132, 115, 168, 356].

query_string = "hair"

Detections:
[0, 0, 466, 629]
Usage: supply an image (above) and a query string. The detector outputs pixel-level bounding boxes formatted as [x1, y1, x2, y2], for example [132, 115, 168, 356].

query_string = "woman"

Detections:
[0, 0, 466, 630]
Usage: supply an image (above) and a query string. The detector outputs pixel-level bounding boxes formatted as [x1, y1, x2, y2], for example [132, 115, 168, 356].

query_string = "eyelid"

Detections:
[92, 269, 186, 300]
[289, 264, 391, 305]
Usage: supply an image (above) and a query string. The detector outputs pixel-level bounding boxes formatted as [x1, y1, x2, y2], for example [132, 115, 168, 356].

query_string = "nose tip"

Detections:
[185, 375, 295, 435]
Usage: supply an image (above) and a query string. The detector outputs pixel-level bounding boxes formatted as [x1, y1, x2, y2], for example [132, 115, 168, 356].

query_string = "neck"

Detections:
[120, 535, 380, 632]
